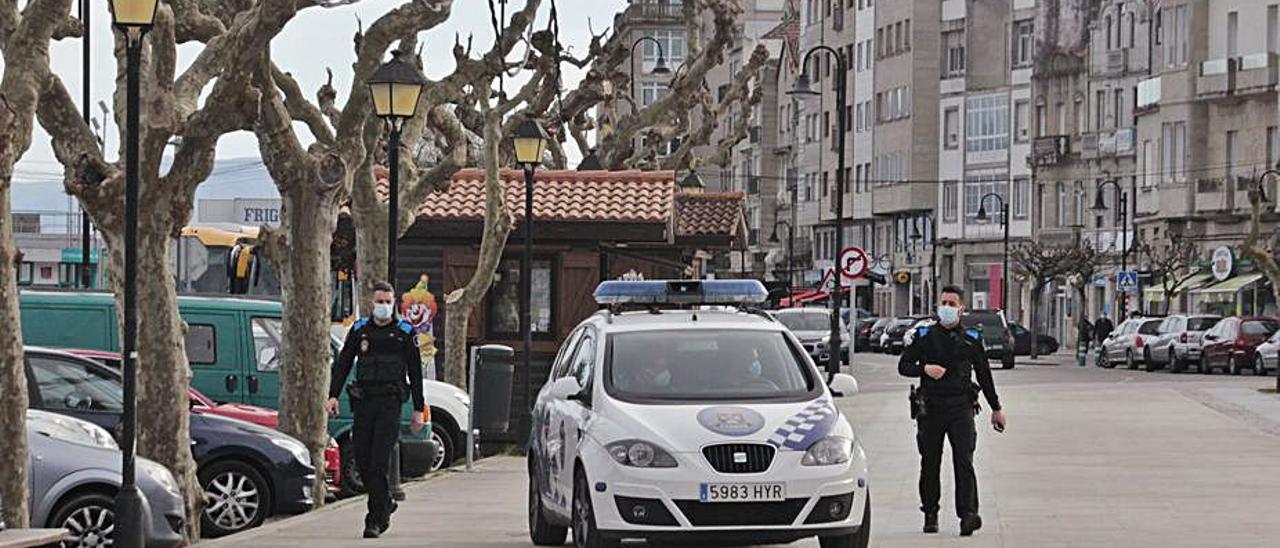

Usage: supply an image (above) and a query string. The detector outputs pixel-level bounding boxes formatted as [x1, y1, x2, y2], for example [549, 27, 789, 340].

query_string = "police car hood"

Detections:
[588, 396, 854, 454]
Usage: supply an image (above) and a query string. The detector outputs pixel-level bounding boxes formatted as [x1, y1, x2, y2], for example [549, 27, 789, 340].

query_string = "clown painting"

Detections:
[400, 275, 440, 379]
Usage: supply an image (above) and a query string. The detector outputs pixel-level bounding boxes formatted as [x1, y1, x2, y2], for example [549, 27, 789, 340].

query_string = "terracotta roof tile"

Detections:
[377, 167, 674, 224]
[674, 192, 746, 237]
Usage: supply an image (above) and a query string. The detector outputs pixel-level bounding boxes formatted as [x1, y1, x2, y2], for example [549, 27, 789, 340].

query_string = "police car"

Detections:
[527, 280, 870, 548]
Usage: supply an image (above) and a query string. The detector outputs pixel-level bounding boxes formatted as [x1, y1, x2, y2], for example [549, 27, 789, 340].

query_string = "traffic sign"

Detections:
[1117, 271, 1139, 291]
[839, 247, 869, 279]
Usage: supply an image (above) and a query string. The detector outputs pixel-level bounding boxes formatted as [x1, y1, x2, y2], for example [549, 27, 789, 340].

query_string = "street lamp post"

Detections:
[910, 214, 937, 312]
[769, 220, 795, 298]
[368, 51, 428, 287]
[629, 36, 672, 104]
[511, 115, 549, 435]
[1092, 176, 1130, 321]
[976, 193, 1010, 314]
[790, 46, 848, 379]
[108, 1, 158, 545]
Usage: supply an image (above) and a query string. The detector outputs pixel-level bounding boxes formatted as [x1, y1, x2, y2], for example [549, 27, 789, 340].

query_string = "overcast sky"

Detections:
[12, 0, 626, 184]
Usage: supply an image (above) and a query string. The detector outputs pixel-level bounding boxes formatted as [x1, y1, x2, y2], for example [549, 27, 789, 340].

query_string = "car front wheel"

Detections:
[1256, 354, 1269, 377]
[50, 491, 115, 548]
[818, 491, 870, 548]
[1229, 355, 1241, 376]
[573, 469, 617, 548]
[429, 421, 455, 473]
[199, 459, 271, 537]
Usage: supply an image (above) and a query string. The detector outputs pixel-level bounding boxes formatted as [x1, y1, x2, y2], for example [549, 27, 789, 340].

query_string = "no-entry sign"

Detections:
[839, 247, 869, 279]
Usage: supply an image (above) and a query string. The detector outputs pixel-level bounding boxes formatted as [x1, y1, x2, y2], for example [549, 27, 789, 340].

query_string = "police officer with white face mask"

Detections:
[329, 280, 425, 538]
[899, 285, 1006, 537]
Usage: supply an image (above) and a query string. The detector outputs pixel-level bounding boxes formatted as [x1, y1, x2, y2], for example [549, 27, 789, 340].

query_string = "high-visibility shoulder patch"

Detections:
[965, 328, 982, 341]
[397, 319, 414, 334]
[352, 318, 370, 331]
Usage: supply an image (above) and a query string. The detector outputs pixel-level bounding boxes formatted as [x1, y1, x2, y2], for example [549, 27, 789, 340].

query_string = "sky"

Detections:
[11, 0, 628, 188]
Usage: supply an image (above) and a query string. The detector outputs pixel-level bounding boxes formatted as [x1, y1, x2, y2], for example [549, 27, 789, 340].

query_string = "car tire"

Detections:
[1170, 350, 1182, 373]
[1002, 354, 1015, 370]
[1126, 351, 1137, 370]
[572, 468, 617, 548]
[818, 491, 871, 548]
[1256, 354, 1268, 377]
[199, 459, 272, 538]
[1099, 351, 1111, 369]
[1202, 357, 1214, 374]
[429, 420, 455, 473]
[1143, 349, 1155, 372]
[338, 435, 365, 496]
[49, 491, 115, 547]
[1229, 355, 1240, 376]
[529, 459, 569, 546]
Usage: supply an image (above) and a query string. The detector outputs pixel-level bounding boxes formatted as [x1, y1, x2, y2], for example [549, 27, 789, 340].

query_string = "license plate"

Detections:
[699, 482, 785, 503]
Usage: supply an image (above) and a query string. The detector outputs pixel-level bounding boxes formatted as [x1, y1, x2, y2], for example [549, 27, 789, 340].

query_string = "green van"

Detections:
[17, 290, 437, 480]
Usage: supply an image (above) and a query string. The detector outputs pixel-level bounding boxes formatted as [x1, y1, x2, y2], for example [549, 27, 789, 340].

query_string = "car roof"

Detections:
[592, 309, 785, 334]
[19, 289, 283, 313]
[772, 307, 828, 315]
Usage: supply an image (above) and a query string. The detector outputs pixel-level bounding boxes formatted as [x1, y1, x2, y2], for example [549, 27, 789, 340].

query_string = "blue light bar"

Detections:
[594, 280, 769, 305]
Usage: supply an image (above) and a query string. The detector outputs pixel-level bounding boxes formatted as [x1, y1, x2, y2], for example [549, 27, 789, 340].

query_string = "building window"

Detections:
[1036, 102, 1047, 138]
[639, 81, 669, 107]
[942, 30, 966, 77]
[641, 29, 685, 68]
[1162, 5, 1188, 67]
[1074, 97, 1086, 135]
[943, 181, 959, 222]
[1268, 127, 1279, 167]
[1014, 100, 1030, 142]
[1162, 121, 1187, 183]
[965, 94, 1010, 153]
[1095, 90, 1107, 130]
[17, 262, 33, 285]
[944, 107, 960, 149]
[489, 259, 554, 337]
[1013, 20, 1034, 67]
[964, 171, 1008, 221]
[1074, 181, 1087, 226]
[1013, 177, 1030, 219]
[1113, 89, 1126, 126]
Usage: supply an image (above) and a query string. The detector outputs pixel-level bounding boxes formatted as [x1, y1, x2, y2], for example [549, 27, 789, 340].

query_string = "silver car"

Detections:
[26, 409, 185, 548]
[1145, 315, 1221, 372]
[1255, 330, 1280, 374]
[1100, 317, 1164, 369]
[773, 307, 849, 364]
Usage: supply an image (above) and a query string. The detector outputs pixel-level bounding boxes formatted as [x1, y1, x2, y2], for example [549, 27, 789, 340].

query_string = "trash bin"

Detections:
[473, 344, 515, 435]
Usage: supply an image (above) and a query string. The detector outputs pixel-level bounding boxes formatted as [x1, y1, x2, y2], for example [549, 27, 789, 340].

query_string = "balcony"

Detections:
[617, 1, 684, 26]
[871, 183, 937, 216]
[1079, 128, 1135, 159]
[1104, 49, 1129, 75]
[1237, 52, 1279, 94]
[1137, 76, 1162, 110]
[1031, 135, 1072, 166]
[1197, 58, 1238, 98]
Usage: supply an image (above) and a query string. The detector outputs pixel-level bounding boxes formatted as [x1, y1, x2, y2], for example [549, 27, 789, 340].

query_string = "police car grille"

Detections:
[674, 499, 807, 526]
[702, 443, 775, 474]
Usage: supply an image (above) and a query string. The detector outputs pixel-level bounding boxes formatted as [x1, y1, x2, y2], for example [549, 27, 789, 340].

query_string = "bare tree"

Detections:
[1139, 236, 1201, 314]
[1012, 241, 1096, 359]
[1241, 180, 1280, 328]
[0, 0, 78, 527]
[36, 2, 320, 539]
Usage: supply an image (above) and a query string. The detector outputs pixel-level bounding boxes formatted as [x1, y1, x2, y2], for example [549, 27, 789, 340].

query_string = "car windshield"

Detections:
[775, 312, 832, 332]
[1187, 317, 1219, 331]
[1242, 320, 1280, 336]
[1139, 320, 1163, 335]
[607, 330, 816, 402]
[962, 313, 1007, 335]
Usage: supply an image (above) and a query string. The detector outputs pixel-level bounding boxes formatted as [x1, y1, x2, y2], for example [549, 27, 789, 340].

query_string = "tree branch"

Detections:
[271, 64, 335, 146]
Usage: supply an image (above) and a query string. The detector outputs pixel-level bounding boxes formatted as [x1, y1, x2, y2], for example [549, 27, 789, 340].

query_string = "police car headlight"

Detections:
[801, 436, 854, 466]
[138, 459, 179, 495]
[271, 437, 312, 465]
[606, 440, 678, 468]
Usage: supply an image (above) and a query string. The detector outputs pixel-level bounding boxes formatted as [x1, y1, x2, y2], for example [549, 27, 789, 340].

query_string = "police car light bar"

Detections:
[594, 280, 769, 305]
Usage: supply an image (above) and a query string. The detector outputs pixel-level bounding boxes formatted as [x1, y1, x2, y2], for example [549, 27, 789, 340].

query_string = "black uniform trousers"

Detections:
[916, 402, 978, 519]
[351, 393, 402, 526]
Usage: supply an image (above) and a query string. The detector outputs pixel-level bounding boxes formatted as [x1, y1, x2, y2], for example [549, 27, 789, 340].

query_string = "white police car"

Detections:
[528, 280, 870, 548]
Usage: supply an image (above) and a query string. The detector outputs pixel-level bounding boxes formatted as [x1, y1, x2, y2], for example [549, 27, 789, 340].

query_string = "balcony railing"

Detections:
[1137, 76, 1162, 109]
[1238, 52, 1279, 93]
[1105, 49, 1129, 74]
[618, 2, 684, 25]
[1197, 57, 1238, 97]
[1031, 135, 1071, 166]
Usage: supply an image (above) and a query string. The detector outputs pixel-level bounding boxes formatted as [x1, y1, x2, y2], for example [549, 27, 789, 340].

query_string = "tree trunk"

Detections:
[0, 141, 29, 530]
[1029, 283, 1043, 360]
[269, 184, 340, 504]
[354, 211, 389, 306]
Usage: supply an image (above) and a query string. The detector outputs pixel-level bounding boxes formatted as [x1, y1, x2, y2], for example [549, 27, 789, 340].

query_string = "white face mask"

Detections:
[938, 305, 961, 326]
[373, 303, 395, 321]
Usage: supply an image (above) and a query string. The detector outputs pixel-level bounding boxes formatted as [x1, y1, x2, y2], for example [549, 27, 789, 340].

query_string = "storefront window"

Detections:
[488, 259, 554, 337]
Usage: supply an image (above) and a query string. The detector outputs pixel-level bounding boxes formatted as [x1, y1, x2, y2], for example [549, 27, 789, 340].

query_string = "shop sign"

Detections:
[1211, 247, 1234, 282]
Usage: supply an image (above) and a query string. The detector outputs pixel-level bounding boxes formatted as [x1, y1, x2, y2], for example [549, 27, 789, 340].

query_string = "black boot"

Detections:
[362, 522, 382, 538]
[960, 513, 983, 536]
[923, 513, 939, 534]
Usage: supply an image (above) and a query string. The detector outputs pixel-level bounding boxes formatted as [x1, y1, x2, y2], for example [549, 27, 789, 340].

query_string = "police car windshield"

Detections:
[606, 330, 818, 403]
[775, 312, 830, 332]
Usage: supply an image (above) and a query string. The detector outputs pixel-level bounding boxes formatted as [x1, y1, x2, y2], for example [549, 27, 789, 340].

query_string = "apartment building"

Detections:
[607, 0, 688, 167]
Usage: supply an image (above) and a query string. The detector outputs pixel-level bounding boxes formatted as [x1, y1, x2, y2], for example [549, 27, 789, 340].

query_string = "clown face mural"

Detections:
[400, 274, 440, 377]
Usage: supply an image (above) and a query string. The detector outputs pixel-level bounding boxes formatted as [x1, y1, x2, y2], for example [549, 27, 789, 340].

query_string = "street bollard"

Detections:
[1077, 342, 1087, 367]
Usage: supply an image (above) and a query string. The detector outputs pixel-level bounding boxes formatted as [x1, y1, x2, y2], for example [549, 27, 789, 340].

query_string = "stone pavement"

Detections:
[198, 353, 1280, 547]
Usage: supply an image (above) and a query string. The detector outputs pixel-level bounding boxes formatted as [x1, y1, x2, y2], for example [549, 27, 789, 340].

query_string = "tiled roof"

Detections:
[674, 192, 746, 238]
[377, 167, 674, 224]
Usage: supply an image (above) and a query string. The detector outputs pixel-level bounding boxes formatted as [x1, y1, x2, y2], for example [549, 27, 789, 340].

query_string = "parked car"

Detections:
[1008, 323, 1059, 356]
[883, 316, 928, 355]
[23, 347, 316, 537]
[65, 348, 344, 496]
[18, 291, 451, 481]
[1255, 330, 1280, 375]
[772, 307, 849, 364]
[1145, 315, 1221, 372]
[26, 409, 186, 548]
[961, 310, 1016, 369]
[1099, 318, 1165, 369]
[853, 316, 880, 351]
[1201, 316, 1280, 375]
[868, 318, 893, 352]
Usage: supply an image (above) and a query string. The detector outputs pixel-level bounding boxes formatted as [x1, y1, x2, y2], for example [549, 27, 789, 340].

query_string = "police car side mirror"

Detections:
[828, 373, 859, 398]
[548, 376, 584, 401]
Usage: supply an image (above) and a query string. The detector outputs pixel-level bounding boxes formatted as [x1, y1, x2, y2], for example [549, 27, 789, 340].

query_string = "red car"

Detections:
[63, 349, 342, 494]
[1200, 317, 1280, 375]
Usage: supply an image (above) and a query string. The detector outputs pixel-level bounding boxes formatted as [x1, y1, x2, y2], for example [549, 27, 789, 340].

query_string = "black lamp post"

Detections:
[976, 193, 1010, 314]
[79, 0, 93, 289]
[1092, 176, 1129, 321]
[790, 46, 848, 379]
[368, 51, 428, 288]
[108, 1, 157, 545]
[769, 219, 795, 298]
[629, 36, 672, 103]
[510, 115, 549, 434]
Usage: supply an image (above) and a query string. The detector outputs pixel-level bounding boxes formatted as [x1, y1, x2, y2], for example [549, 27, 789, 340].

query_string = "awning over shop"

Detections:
[781, 290, 828, 307]
[1192, 273, 1267, 295]
[1142, 273, 1216, 300]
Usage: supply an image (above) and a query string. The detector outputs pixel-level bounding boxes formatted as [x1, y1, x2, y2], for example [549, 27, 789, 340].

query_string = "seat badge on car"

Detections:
[697, 407, 766, 437]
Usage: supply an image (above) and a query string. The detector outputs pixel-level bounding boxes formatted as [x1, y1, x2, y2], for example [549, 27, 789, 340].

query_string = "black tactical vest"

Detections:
[353, 320, 411, 385]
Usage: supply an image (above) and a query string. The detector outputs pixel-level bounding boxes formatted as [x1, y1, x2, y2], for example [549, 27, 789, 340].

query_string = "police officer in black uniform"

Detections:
[328, 280, 425, 538]
[899, 285, 1007, 537]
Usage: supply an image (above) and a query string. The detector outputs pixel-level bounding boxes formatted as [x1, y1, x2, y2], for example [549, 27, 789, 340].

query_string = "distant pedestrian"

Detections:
[1078, 318, 1094, 349]
[1094, 316, 1114, 343]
